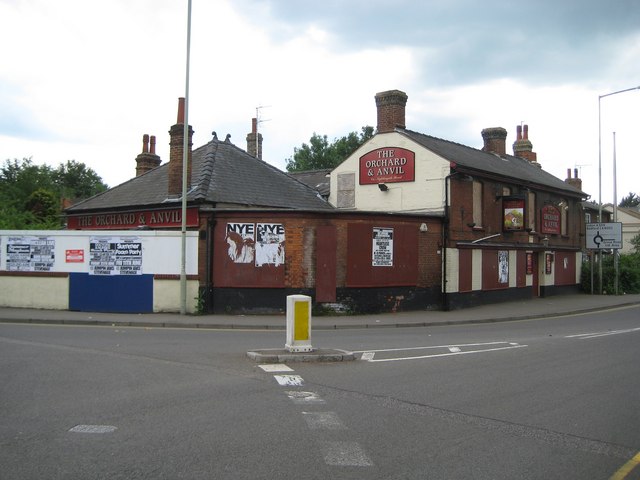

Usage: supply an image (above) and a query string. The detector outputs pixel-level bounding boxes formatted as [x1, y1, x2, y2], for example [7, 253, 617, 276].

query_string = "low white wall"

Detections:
[0, 276, 69, 309]
[0, 230, 199, 312]
[153, 279, 200, 314]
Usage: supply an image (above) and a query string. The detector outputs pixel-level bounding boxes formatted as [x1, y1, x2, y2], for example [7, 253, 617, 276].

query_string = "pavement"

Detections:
[2, 293, 639, 362]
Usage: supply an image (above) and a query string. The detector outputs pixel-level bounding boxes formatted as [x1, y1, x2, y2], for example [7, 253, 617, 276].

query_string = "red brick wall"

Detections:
[209, 212, 442, 291]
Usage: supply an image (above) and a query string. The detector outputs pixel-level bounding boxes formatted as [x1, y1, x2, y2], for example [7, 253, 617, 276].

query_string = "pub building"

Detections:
[65, 90, 587, 314]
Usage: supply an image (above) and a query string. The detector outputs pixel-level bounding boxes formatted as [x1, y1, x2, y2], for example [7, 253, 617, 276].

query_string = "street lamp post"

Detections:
[597, 85, 640, 295]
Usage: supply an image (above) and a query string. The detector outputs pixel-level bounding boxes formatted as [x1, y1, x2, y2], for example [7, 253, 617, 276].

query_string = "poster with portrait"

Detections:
[498, 250, 509, 284]
[255, 223, 285, 267]
[225, 223, 256, 264]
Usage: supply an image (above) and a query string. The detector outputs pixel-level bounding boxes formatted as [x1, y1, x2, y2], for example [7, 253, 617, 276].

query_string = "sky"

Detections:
[1, 0, 639, 206]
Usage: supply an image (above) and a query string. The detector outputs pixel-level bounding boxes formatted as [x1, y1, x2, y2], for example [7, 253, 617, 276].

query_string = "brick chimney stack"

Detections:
[512, 124, 539, 166]
[481, 127, 508, 155]
[246, 117, 263, 159]
[565, 167, 582, 191]
[375, 90, 408, 133]
[168, 97, 193, 197]
[135, 134, 161, 177]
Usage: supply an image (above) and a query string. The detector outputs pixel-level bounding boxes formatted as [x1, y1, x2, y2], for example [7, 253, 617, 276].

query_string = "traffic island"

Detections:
[246, 348, 356, 363]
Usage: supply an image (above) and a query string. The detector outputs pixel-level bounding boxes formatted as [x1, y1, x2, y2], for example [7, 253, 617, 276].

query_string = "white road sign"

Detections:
[586, 223, 622, 249]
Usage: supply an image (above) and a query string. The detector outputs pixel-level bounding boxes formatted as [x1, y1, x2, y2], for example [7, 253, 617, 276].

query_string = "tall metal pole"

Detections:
[597, 85, 640, 295]
[597, 95, 602, 294]
[613, 131, 619, 295]
[180, 0, 192, 315]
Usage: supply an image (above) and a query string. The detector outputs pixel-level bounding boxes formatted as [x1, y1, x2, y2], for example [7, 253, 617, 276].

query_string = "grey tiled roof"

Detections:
[287, 169, 331, 197]
[400, 129, 587, 197]
[66, 139, 334, 213]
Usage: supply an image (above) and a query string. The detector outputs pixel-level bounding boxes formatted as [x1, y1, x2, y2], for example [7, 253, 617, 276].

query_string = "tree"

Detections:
[286, 126, 374, 172]
[631, 233, 640, 254]
[619, 192, 640, 208]
[0, 157, 108, 229]
[52, 160, 108, 199]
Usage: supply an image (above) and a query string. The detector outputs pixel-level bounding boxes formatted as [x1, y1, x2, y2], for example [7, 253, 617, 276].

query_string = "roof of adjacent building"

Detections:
[399, 128, 587, 197]
[66, 138, 334, 213]
[287, 169, 332, 198]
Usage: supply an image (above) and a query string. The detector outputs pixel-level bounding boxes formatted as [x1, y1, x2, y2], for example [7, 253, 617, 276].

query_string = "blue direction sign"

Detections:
[586, 223, 622, 249]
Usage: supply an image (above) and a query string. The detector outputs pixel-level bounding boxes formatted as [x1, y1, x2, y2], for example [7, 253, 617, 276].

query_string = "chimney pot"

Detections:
[567, 168, 572, 179]
[523, 124, 529, 140]
[177, 97, 186, 124]
[516, 125, 522, 140]
[136, 134, 161, 177]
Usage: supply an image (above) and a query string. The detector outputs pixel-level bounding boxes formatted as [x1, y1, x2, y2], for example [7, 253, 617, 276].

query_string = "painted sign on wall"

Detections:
[372, 227, 394, 267]
[541, 205, 561, 234]
[67, 207, 199, 230]
[89, 236, 142, 275]
[359, 147, 415, 185]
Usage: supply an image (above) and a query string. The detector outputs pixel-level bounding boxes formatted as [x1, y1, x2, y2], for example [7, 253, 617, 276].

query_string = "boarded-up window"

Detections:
[346, 223, 418, 286]
[472, 181, 483, 227]
[337, 172, 355, 208]
[527, 191, 536, 231]
[560, 200, 568, 235]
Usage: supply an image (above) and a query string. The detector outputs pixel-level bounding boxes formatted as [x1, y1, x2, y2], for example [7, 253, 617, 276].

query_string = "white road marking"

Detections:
[302, 412, 346, 430]
[274, 374, 304, 386]
[321, 441, 373, 467]
[360, 352, 375, 361]
[69, 425, 117, 433]
[285, 391, 325, 404]
[352, 341, 511, 354]
[565, 327, 640, 340]
[258, 364, 293, 372]
[355, 342, 527, 363]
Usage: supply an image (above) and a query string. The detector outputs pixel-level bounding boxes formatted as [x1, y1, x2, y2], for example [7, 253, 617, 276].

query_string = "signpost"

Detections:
[586, 223, 622, 250]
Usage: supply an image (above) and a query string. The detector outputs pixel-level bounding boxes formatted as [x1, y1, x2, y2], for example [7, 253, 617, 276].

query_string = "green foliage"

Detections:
[53, 160, 108, 199]
[619, 192, 640, 208]
[286, 126, 374, 172]
[631, 233, 640, 254]
[581, 253, 640, 294]
[0, 157, 108, 230]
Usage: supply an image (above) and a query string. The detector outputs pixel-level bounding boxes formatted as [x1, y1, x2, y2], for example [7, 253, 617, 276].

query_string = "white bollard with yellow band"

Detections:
[285, 295, 313, 353]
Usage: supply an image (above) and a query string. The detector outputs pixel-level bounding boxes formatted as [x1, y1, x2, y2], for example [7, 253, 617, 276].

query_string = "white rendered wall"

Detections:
[0, 276, 68, 309]
[329, 132, 449, 214]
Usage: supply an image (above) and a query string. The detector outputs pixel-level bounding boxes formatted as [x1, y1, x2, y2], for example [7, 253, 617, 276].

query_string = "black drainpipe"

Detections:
[206, 217, 216, 313]
[442, 173, 453, 311]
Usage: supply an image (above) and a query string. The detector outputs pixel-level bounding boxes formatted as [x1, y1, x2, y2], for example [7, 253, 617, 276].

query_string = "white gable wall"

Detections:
[329, 132, 449, 214]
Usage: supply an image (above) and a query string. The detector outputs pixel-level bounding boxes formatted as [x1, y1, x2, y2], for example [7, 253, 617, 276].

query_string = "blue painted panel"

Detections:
[69, 273, 153, 313]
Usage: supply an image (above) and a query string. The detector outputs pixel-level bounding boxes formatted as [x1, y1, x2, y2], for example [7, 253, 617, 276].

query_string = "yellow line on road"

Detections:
[610, 452, 640, 480]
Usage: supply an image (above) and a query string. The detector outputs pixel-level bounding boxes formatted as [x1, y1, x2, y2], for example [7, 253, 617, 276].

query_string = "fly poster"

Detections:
[226, 222, 285, 267]
[5, 236, 55, 272]
[372, 227, 394, 267]
[89, 236, 142, 275]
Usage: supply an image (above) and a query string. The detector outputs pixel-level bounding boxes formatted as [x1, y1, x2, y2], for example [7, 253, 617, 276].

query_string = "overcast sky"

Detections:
[1, 0, 639, 206]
